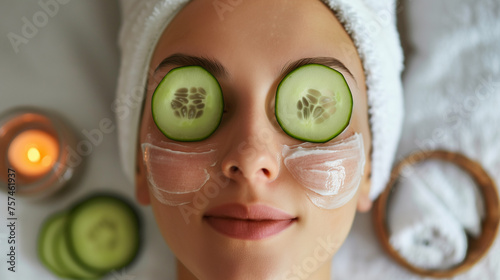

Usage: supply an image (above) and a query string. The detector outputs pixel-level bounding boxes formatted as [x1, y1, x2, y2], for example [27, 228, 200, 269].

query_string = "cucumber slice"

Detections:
[38, 211, 101, 279]
[152, 65, 224, 141]
[275, 64, 353, 142]
[66, 194, 140, 273]
[38, 212, 72, 278]
[56, 228, 103, 279]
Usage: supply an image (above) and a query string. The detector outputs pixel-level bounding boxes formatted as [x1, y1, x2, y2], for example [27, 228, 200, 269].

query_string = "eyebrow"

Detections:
[280, 57, 356, 82]
[155, 53, 355, 82]
[155, 53, 228, 77]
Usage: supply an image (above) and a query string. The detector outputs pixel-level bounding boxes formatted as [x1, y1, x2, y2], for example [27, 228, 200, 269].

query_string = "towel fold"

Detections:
[408, 160, 485, 237]
[388, 171, 468, 269]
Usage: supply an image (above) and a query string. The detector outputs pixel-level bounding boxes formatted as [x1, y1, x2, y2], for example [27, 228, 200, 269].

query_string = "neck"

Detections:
[176, 259, 332, 280]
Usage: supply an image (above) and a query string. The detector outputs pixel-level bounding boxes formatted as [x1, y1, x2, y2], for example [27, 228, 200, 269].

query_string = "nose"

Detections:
[220, 117, 280, 185]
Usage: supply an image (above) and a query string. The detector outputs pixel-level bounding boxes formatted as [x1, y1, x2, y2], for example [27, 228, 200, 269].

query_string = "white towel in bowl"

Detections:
[407, 159, 486, 237]
[388, 170, 468, 270]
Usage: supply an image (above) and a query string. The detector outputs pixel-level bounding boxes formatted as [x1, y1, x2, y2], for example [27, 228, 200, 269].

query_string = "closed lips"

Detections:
[204, 203, 297, 240]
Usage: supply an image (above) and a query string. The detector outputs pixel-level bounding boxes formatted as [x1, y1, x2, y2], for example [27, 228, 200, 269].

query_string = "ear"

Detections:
[135, 142, 151, 205]
[356, 155, 372, 212]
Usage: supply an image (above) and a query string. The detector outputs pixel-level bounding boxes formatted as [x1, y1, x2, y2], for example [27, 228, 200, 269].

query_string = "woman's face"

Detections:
[137, 0, 372, 279]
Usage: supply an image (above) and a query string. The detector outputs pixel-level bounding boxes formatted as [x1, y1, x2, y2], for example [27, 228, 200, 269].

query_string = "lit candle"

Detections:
[0, 107, 80, 198]
[7, 130, 60, 177]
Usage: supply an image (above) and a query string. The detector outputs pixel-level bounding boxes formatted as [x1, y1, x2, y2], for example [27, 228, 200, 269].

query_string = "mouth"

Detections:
[203, 203, 298, 240]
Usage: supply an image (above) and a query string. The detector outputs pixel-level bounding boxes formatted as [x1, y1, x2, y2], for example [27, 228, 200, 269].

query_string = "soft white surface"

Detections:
[1, 1, 499, 280]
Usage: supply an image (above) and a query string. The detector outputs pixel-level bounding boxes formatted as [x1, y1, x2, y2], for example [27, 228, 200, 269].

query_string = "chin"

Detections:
[180, 254, 298, 280]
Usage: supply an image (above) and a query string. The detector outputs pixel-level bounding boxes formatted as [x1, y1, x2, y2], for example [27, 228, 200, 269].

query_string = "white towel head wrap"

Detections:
[115, 0, 404, 200]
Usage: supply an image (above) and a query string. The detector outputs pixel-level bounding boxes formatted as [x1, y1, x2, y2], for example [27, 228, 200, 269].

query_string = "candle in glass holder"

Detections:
[0, 107, 80, 198]
[8, 130, 60, 177]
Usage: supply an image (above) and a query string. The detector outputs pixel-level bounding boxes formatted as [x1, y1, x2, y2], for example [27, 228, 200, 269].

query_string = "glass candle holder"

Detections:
[0, 107, 81, 199]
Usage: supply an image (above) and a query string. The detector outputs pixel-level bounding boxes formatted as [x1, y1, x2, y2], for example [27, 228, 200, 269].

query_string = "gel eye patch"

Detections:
[152, 65, 224, 142]
[142, 142, 217, 206]
[282, 133, 365, 209]
[142, 133, 364, 208]
[275, 64, 353, 142]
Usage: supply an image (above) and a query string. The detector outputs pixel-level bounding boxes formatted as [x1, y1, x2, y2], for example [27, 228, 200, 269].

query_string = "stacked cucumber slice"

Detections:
[38, 194, 141, 279]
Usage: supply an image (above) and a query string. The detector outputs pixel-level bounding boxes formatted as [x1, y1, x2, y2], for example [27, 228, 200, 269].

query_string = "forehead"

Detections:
[150, 0, 364, 85]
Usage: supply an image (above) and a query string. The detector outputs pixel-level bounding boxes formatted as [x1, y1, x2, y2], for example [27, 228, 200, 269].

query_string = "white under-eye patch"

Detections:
[141, 142, 217, 206]
[282, 133, 366, 209]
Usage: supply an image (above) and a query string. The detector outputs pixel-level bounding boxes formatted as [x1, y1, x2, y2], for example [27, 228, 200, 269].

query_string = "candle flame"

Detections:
[27, 147, 41, 163]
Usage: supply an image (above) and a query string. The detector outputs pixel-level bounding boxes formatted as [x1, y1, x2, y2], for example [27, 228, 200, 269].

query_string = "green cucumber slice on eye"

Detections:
[66, 194, 141, 273]
[152, 65, 224, 141]
[275, 64, 353, 142]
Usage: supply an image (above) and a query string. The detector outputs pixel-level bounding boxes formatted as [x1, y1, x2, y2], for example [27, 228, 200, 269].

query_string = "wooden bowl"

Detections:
[372, 150, 500, 278]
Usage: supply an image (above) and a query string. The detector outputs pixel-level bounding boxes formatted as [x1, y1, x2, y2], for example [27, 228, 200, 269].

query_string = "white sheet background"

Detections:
[1, 1, 499, 280]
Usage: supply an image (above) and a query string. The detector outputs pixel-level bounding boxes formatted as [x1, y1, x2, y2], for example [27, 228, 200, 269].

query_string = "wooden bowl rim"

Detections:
[372, 150, 500, 278]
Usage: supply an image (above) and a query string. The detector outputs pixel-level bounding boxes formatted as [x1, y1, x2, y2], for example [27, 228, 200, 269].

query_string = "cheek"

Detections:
[150, 200, 205, 269]
[142, 143, 217, 206]
[282, 133, 365, 209]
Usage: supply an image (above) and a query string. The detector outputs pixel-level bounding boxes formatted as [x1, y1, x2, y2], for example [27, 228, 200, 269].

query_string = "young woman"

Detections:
[115, 0, 403, 279]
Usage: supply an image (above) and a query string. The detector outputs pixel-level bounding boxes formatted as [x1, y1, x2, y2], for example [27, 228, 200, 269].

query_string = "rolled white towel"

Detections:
[388, 171, 468, 270]
[408, 159, 485, 237]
